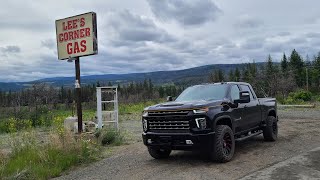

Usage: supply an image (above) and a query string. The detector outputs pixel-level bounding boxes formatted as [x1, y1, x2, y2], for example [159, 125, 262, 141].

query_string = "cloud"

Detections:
[105, 10, 175, 46]
[234, 15, 263, 29]
[2, 0, 320, 82]
[147, 0, 221, 26]
[277, 32, 291, 36]
[241, 37, 265, 50]
[0, 45, 21, 54]
[41, 39, 56, 49]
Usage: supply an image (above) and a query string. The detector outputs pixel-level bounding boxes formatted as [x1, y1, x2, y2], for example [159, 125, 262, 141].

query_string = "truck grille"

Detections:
[146, 110, 191, 131]
[148, 110, 190, 116]
[149, 119, 190, 130]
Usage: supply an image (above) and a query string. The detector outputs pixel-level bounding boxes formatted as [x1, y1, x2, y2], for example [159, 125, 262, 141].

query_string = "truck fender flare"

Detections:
[214, 115, 234, 132]
[267, 108, 276, 117]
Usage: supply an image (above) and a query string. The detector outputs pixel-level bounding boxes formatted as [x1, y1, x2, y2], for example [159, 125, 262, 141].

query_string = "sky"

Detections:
[1, 0, 320, 82]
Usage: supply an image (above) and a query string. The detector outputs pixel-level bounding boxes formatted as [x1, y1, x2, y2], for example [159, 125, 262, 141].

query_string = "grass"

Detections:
[0, 129, 101, 179]
[119, 99, 164, 115]
[50, 109, 96, 121]
[0, 100, 159, 179]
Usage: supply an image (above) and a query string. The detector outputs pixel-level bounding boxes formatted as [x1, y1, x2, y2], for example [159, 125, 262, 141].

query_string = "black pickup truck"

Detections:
[142, 82, 278, 162]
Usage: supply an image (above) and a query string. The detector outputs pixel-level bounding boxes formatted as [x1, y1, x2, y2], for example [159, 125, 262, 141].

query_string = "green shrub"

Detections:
[313, 95, 320, 102]
[289, 90, 312, 101]
[0, 120, 7, 134]
[99, 128, 124, 146]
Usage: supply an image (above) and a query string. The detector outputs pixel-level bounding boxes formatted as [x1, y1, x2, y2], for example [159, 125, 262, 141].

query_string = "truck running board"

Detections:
[235, 131, 262, 142]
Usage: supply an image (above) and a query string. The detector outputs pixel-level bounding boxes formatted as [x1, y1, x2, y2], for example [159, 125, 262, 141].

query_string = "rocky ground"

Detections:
[54, 108, 320, 180]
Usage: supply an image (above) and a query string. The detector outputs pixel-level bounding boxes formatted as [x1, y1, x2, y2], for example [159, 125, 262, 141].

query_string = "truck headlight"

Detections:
[195, 118, 207, 129]
[193, 107, 209, 114]
[142, 119, 148, 132]
[142, 111, 148, 117]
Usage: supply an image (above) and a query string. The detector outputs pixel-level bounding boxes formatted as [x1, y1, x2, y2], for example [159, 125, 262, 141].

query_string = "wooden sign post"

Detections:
[55, 12, 98, 133]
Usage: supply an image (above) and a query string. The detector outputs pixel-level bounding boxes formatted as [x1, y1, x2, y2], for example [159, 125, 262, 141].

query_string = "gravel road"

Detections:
[55, 108, 320, 180]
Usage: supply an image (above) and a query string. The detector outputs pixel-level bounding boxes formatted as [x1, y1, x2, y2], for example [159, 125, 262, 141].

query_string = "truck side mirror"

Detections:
[166, 96, 173, 102]
[234, 91, 250, 104]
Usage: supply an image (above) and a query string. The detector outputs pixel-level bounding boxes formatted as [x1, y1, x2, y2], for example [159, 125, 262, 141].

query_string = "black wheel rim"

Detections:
[223, 133, 232, 156]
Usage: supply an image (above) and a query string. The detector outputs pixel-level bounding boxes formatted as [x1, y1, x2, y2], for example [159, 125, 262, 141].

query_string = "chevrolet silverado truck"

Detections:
[142, 82, 278, 162]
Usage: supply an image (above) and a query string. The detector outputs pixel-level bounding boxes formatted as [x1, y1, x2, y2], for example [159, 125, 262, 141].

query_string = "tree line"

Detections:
[0, 79, 183, 109]
[0, 48, 319, 111]
[209, 49, 320, 98]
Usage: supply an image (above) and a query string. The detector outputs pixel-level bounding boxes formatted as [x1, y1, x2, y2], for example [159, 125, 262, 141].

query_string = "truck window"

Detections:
[240, 85, 254, 100]
[230, 85, 240, 100]
[175, 84, 228, 102]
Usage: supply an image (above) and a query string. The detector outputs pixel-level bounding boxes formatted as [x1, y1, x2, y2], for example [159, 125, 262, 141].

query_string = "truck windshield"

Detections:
[175, 84, 228, 102]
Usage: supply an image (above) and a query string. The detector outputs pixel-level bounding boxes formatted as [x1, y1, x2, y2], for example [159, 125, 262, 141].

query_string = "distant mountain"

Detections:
[0, 63, 265, 91]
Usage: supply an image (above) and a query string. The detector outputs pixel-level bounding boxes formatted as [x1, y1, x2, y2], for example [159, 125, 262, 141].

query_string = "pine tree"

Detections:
[228, 70, 235, 81]
[234, 68, 241, 81]
[218, 69, 225, 82]
[158, 86, 164, 98]
[289, 49, 304, 87]
[281, 53, 288, 72]
[266, 55, 275, 75]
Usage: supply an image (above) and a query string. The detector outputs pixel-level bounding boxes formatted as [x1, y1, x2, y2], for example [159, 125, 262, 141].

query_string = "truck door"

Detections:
[230, 85, 245, 133]
[239, 84, 261, 129]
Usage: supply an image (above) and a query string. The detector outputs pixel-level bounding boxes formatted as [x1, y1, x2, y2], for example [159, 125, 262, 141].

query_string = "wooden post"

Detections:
[75, 57, 83, 133]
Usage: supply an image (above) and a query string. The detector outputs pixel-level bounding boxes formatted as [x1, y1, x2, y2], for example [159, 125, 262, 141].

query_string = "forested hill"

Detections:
[0, 63, 265, 91]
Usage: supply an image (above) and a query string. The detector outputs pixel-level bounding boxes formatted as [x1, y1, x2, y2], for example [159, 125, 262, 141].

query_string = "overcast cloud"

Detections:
[1, 0, 320, 82]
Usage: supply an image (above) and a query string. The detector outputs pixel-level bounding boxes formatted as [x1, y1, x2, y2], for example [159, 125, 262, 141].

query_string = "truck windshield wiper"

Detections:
[205, 98, 217, 101]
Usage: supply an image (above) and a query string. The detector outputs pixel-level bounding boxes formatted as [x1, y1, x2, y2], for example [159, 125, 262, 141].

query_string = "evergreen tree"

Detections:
[289, 49, 304, 87]
[281, 53, 288, 72]
[158, 86, 165, 98]
[228, 70, 235, 81]
[234, 68, 241, 81]
[117, 83, 121, 92]
[266, 55, 275, 75]
[218, 69, 225, 82]
[148, 79, 153, 91]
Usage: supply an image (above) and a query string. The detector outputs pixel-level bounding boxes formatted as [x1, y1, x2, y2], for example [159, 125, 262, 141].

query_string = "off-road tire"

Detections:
[148, 147, 171, 159]
[263, 116, 278, 141]
[211, 125, 235, 163]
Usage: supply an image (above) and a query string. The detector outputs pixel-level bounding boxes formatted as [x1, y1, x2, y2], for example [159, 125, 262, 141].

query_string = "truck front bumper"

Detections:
[142, 132, 215, 150]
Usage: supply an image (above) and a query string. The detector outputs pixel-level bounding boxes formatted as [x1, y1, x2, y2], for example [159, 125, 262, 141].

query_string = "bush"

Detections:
[290, 90, 312, 101]
[0, 118, 33, 133]
[98, 128, 124, 146]
[313, 95, 320, 102]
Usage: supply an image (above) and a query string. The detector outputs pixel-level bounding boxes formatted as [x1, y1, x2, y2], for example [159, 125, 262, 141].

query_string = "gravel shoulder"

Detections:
[54, 108, 320, 180]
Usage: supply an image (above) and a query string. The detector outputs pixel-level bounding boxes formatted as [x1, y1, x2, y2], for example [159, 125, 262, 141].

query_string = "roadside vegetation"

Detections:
[0, 118, 100, 179]
[0, 100, 161, 179]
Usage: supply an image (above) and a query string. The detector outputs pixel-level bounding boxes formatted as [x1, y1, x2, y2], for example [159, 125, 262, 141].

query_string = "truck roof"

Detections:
[198, 82, 252, 86]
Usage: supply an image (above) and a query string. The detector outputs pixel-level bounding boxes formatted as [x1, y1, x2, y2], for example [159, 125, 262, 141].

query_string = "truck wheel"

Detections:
[148, 147, 171, 159]
[263, 116, 278, 141]
[211, 125, 235, 163]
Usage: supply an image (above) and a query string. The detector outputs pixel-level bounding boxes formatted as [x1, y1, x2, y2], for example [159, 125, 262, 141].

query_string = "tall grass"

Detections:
[0, 126, 100, 179]
[0, 100, 157, 179]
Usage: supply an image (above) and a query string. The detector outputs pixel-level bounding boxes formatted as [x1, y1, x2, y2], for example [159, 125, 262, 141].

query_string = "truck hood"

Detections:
[145, 99, 225, 111]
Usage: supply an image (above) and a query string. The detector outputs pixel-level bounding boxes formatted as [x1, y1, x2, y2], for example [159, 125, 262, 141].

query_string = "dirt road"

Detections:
[55, 109, 320, 180]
